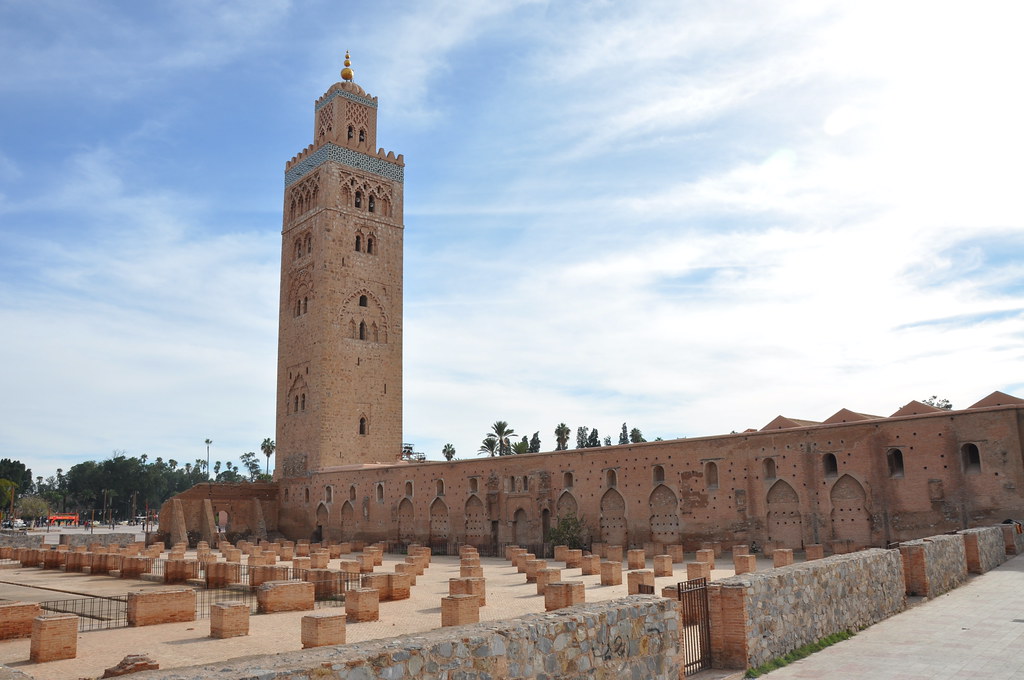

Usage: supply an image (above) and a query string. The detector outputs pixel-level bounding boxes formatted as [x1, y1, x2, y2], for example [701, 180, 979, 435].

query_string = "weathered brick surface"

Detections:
[667, 544, 684, 563]
[606, 545, 623, 563]
[773, 549, 794, 567]
[600, 560, 622, 586]
[580, 554, 601, 575]
[128, 588, 196, 626]
[537, 568, 562, 595]
[441, 594, 480, 627]
[257, 580, 315, 613]
[564, 549, 583, 569]
[139, 596, 681, 680]
[0, 602, 42, 640]
[695, 549, 715, 569]
[345, 587, 379, 623]
[210, 602, 249, 638]
[448, 576, 486, 606]
[388, 572, 411, 600]
[302, 611, 345, 648]
[733, 554, 757, 575]
[627, 569, 654, 595]
[653, 554, 673, 577]
[1001, 523, 1024, 555]
[544, 581, 585, 611]
[627, 549, 646, 570]
[804, 544, 824, 560]
[687, 561, 711, 580]
[524, 558, 546, 583]
[30, 614, 78, 662]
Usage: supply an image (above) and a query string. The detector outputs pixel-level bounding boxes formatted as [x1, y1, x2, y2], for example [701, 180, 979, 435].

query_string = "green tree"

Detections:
[923, 396, 953, 410]
[554, 423, 571, 451]
[16, 495, 49, 521]
[629, 428, 646, 443]
[619, 423, 629, 445]
[528, 432, 541, 453]
[442, 443, 456, 461]
[0, 479, 16, 518]
[546, 513, 591, 549]
[261, 438, 276, 476]
[239, 452, 262, 481]
[576, 426, 589, 449]
[0, 459, 32, 495]
[511, 439, 530, 455]
[477, 436, 499, 457]
[489, 421, 517, 456]
[587, 428, 601, 448]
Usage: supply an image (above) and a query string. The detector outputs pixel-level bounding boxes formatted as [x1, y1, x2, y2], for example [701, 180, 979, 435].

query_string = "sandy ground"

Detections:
[0, 546, 757, 679]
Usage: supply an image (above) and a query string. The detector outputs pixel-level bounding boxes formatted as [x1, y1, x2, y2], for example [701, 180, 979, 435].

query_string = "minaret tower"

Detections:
[275, 53, 404, 479]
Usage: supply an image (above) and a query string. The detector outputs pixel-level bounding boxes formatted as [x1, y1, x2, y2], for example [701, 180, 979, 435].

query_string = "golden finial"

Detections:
[341, 51, 354, 82]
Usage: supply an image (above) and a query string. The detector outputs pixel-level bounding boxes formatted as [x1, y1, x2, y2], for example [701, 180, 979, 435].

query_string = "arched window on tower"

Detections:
[359, 295, 368, 307]
[304, 487, 310, 503]
[823, 453, 838, 478]
[355, 191, 362, 208]
[376, 483, 383, 502]
[300, 394, 306, 411]
[306, 236, 313, 254]
[359, 417, 367, 435]
[359, 129, 365, 142]
[349, 485, 356, 501]
[367, 237, 374, 254]
[368, 195, 375, 213]
[887, 448, 904, 478]
[294, 396, 299, 412]
[295, 299, 301, 317]
[303, 297, 308, 314]
[705, 461, 719, 490]
[359, 321, 366, 340]
[294, 240, 301, 259]
[763, 458, 777, 480]
[325, 486, 333, 503]
[355, 235, 362, 251]
[347, 125, 354, 140]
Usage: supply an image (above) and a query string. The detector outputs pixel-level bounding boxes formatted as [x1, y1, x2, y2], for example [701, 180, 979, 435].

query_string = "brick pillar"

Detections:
[709, 583, 750, 669]
[600, 560, 622, 586]
[302, 611, 346, 648]
[732, 545, 749, 556]
[524, 558, 547, 583]
[461, 555, 481, 568]
[695, 549, 716, 569]
[627, 569, 654, 595]
[206, 562, 241, 588]
[564, 549, 583, 568]
[687, 562, 711, 580]
[345, 588, 380, 623]
[653, 554, 673, 577]
[544, 581, 585, 611]
[460, 564, 483, 578]
[295, 542, 310, 557]
[536, 568, 562, 595]
[394, 562, 418, 585]
[667, 544, 684, 563]
[388, 572, 411, 600]
[30, 614, 78, 662]
[441, 594, 480, 627]
[581, 554, 601, 575]
[257, 581, 315, 613]
[209, 602, 249, 638]
[772, 548, 794, 568]
[515, 552, 535, 573]
[553, 545, 568, 562]
[359, 553, 376, 573]
[338, 542, 352, 554]
[362, 573, 391, 601]
[733, 554, 757, 575]
[804, 544, 824, 561]
[606, 545, 623, 563]
[401, 555, 421, 576]
[0, 602, 42, 640]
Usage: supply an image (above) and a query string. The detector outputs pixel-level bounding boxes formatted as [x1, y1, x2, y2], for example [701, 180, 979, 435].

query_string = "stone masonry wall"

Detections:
[900, 534, 967, 598]
[959, 526, 1006, 574]
[135, 596, 679, 680]
[0, 532, 44, 549]
[710, 548, 905, 669]
[58, 533, 137, 548]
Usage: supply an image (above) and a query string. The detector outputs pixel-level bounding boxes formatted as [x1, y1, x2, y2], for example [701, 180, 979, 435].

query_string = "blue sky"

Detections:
[1, 1, 1022, 480]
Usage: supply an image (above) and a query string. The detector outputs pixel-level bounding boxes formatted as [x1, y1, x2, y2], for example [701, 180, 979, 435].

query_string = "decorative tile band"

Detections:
[285, 143, 403, 187]
[315, 87, 377, 112]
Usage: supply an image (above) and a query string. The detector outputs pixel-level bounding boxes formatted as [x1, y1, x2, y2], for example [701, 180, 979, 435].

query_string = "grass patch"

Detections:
[744, 630, 854, 677]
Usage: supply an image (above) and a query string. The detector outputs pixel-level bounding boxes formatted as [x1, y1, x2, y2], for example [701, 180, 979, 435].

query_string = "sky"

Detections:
[1, 1, 1022, 481]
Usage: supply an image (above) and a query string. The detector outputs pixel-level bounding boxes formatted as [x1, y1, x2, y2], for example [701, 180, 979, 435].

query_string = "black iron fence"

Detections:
[39, 595, 128, 632]
[676, 577, 712, 675]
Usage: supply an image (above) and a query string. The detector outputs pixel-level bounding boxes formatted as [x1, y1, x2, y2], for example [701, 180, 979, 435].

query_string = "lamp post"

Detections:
[205, 438, 212, 482]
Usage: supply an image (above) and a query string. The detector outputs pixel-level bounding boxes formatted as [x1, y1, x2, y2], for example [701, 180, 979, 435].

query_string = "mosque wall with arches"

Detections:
[272, 395, 1024, 549]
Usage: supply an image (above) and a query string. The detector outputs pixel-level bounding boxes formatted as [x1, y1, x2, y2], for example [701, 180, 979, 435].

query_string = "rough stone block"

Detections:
[209, 602, 249, 638]
[302, 611, 346, 648]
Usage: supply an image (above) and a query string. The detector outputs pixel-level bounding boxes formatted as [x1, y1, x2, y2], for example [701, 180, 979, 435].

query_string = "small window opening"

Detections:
[652, 465, 665, 484]
[823, 453, 838, 478]
[307, 237, 312, 254]
[325, 486, 333, 503]
[303, 297, 308, 314]
[962, 443, 981, 474]
[522, 476, 529, 492]
[359, 321, 366, 340]
[300, 393, 306, 410]
[436, 480, 444, 496]
[355, 191, 362, 208]
[304, 488, 310, 503]
[563, 471, 573, 488]
[469, 478, 478, 494]
[705, 461, 719, 490]
[358, 417, 367, 435]
[349, 485, 357, 501]
[347, 125, 354, 140]
[368, 195, 375, 213]
[355, 235, 362, 251]
[358, 129, 365, 142]
[606, 469, 617, 488]
[376, 483, 383, 502]
[764, 458, 776, 480]
[888, 448, 904, 478]
[405, 481, 413, 497]
[295, 299, 301, 317]
[367, 237, 374, 254]
[359, 295, 368, 307]
[294, 396, 299, 412]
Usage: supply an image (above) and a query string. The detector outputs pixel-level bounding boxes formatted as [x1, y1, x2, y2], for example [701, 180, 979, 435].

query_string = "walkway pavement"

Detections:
[758, 553, 1024, 680]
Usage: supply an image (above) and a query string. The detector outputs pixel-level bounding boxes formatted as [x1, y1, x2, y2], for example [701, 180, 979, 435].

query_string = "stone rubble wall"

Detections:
[59, 533, 138, 548]
[959, 527, 1006, 574]
[136, 596, 679, 680]
[711, 548, 905, 669]
[1001, 523, 1024, 555]
[900, 534, 967, 598]
[0, 532, 44, 549]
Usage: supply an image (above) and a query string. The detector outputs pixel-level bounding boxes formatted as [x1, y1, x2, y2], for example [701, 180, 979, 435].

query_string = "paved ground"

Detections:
[760, 553, 1024, 680]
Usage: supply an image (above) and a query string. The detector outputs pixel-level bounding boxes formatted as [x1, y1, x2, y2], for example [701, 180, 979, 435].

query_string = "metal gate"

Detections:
[676, 577, 712, 674]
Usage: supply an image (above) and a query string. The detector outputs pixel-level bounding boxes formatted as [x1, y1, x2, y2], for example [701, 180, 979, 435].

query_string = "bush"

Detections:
[546, 513, 591, 549]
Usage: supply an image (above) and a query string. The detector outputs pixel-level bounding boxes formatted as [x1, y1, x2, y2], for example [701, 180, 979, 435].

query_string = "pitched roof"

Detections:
[968, 390, 1024, 409]
[760, 415, 822, 431]
[823, 408, 882, 424]
[890, 400, 946, 417]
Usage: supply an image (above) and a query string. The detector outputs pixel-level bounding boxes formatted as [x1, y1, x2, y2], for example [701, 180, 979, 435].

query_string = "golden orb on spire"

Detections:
[341, 51, 354, 81]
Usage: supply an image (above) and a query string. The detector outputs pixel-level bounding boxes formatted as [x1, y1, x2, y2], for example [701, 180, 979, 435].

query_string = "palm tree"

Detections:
[261, 438, 276, 476]
[490, 421, 516, 456]
[204, 438, 212, 482]
[510, 440, 529, 455]
[442, 443, 456, 461]
[477, 436, 499, 457]
[554, 423, 571, 451]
